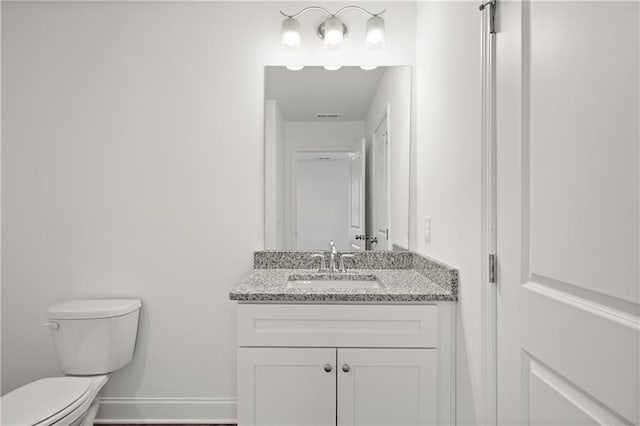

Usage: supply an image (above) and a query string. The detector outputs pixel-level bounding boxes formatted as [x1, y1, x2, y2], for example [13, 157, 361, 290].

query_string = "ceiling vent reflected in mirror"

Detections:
[265, 67, 384, 122]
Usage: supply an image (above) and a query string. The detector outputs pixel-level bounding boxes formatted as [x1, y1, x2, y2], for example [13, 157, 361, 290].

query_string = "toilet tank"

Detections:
[47, 299, 142, 375]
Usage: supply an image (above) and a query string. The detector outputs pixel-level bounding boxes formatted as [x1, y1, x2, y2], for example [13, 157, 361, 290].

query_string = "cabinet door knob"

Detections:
[342, 364, 350, 373]
[324, 364, 332, 373]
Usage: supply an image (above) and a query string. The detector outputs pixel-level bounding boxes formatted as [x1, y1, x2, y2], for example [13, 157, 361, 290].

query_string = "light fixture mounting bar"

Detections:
[280, 6, 332, 19]
[334, 6, 386, 17]
[280, 5, 386, 19]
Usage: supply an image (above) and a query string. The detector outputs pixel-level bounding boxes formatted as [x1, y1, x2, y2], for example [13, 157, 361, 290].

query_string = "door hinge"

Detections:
[479, 0, 497, 34]
[489, 254, 497, 283]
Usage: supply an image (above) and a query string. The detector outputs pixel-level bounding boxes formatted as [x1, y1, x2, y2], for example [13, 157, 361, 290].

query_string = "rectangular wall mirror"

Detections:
[264, 66, 411, 251]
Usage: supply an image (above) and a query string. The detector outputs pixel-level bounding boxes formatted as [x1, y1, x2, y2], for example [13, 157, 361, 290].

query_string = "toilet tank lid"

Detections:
[48, 299, 142, 319]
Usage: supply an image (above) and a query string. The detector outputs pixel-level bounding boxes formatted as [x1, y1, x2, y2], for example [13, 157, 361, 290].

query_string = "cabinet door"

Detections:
[238, 347, 336, 426]
[337, 348, 437, 426]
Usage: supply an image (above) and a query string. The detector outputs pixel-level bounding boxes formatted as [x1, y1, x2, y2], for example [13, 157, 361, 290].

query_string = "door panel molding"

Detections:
[520, 290, 639, 424]
[523, 353, 633, 426]
[524, 275, 640, 331]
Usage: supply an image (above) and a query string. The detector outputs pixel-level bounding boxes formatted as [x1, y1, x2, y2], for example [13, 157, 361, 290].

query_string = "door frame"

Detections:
[480, 2, 498, 425]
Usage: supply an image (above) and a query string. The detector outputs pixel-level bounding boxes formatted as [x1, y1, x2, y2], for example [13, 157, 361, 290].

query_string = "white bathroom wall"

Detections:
[264, 100, 285, 249]
[275, 107, 285, 250]
[414, 2, 484, 425]
[365, 67, 412, 250]
[282, 121, 365, 249]
[1, 1, 417, 422]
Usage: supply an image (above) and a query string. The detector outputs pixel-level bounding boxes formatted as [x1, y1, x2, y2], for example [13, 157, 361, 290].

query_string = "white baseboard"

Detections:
[94, 397, 237, 424]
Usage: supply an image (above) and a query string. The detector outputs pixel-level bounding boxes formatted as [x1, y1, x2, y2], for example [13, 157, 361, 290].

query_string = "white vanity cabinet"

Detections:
[238, 347, 337, 426]
[337, 348, 437, 426]
[236, 303, 455, 426]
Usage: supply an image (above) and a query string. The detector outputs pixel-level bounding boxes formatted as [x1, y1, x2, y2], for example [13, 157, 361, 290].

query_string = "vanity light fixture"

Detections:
[324, 65, 342, 71]
[321, 16, 346, 49]
[366, 16, 385, 49]
[280, 6, 386, 50]
[360, 65, 378, 71]
[281, 17, 301, 48]
[286, 65, 305, 71]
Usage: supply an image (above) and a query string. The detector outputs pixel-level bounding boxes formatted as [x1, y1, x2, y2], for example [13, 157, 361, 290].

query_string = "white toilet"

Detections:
[1, 299, 142, 426]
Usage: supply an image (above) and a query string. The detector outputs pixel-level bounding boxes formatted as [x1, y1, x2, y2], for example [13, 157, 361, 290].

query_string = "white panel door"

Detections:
[372, 117, 390, 250]
[337, 348, 437, 426]
[350, 138, 366, 250]
[297, 155, 351, 251]
[237, 348, 336, 426]
[496, 1, 639, 425]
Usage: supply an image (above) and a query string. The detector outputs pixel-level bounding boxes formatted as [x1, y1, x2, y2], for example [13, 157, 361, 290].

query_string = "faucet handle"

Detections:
[311, 253, 327, 272]
[339, 254, 355, 273]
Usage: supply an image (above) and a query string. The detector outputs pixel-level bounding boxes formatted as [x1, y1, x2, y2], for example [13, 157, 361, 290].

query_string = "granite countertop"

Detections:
[229, 268, 456, 302]
[229, 251, 459, 303]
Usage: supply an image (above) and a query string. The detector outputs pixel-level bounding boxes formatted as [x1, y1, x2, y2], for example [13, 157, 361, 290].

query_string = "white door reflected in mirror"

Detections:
[296, 151, 352, 251]
[264, 66, 412, 251]
[349, 138, 366, 251]
[372, 116, 390, 251]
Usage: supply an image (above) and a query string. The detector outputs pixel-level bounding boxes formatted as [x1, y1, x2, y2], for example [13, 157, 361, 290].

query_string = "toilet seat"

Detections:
[2, 377, 92, 426]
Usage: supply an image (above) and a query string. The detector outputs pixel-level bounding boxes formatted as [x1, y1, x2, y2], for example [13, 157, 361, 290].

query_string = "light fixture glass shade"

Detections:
[323, 16, 345, 49]
[366, 16, 385, 49]
[286, 65, 304, 71]
[282, 18, 301, 48]
[324, 65, 342, 71]
[360, 65, 378, 71]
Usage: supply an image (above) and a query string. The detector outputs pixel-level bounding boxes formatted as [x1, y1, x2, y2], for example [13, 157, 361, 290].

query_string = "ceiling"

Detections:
[265, 66, 385, 122]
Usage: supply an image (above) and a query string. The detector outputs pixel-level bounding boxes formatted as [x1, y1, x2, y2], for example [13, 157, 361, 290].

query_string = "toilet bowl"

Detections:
[2, 375, 108, 426]
[1, 299, 141, 426]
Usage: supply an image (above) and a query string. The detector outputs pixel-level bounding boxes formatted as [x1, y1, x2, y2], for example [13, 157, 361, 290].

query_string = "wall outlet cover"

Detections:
[424, 217, 431, 243]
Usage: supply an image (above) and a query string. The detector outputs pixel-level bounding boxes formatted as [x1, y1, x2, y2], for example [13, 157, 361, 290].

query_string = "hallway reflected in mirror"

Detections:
[264, 66, 412, 251]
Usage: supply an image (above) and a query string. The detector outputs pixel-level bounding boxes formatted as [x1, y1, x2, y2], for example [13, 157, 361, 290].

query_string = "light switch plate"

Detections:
[424, 217, 431, 243]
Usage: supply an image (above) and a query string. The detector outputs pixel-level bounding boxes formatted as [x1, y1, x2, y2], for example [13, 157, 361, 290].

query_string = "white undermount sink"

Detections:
[286, 274, 381, 289]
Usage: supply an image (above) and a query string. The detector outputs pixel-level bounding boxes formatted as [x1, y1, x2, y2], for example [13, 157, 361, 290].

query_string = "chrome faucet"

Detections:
[311, 253, 326, 272]
[339, 254, 355, 273]
[329, 240, 338, 273]
[312, 241, 352, 273]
